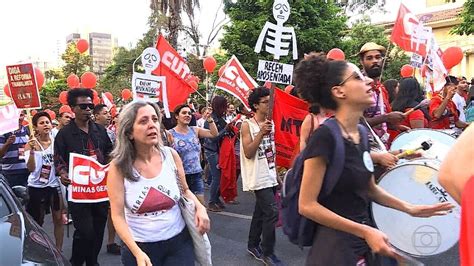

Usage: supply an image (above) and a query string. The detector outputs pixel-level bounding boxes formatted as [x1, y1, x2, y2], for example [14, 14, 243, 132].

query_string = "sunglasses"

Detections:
[338, 63, 367, 86]
[76, 103, 95, 110]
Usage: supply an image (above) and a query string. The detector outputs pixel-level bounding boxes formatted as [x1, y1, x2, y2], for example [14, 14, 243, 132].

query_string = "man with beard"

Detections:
[358, 42, 405, 149]
[452, 76, 470, 123]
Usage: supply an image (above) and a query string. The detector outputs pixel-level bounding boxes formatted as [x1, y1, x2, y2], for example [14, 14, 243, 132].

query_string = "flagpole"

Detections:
[379, 41, 392, 82]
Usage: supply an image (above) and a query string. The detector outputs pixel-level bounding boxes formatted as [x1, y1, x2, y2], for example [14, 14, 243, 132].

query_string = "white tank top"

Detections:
[26, 140, 59, 188]
[123, 147, 185, 242]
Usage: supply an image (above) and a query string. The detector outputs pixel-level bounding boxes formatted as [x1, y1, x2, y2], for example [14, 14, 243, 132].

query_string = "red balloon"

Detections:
[121, 89, 132, 101]
[104, 92, 114, 103]
[31, 110, 38, 116]
[59, 91, 68, 105]
[400, 64, 414, 78]
[110, 105, 117, 117]
[3, 84, 11, 97]
[67, 74, 80, 88]
[22, 120, 29, 127]
[76, 39, 89, 53]
[59, 105, 72, 114]
[284, 85, 294, 94]
[327, 48, 345, 60]
[442, 46, 463, 69]
[34, 68, 45, 89]
[81, 72, 97, 88]
[189, 81, 199, 90]
[93, 97, 100, 105]
[218, 65, 226, 77]
[203, 56, 217, 73]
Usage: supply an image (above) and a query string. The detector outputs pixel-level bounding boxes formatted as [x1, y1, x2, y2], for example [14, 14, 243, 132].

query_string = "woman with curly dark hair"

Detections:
[294, 53, 453, 265]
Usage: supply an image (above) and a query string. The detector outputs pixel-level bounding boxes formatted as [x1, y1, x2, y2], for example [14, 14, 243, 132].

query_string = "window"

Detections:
[0, 193, 12, 218]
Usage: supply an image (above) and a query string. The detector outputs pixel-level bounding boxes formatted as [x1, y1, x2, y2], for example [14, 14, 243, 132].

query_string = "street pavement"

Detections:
[42, 182, 459, 266]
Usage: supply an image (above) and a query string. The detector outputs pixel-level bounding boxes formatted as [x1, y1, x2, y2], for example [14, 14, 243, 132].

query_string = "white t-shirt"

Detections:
[453, 92, 467, 122]
[123, 147, 185, 242]
[25, 142, 59, 188]
[240, 118, 278, 191]
[197, 118, 206, 128]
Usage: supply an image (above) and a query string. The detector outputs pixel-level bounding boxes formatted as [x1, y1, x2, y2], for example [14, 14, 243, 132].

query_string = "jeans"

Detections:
[185, 172, 204, 195]
[69, 201, 109, 266]
[204, 150, 221, 204]
[248, 186, 278, 256]
[3, 171, 28, 188]
[121, 228, 195, 266]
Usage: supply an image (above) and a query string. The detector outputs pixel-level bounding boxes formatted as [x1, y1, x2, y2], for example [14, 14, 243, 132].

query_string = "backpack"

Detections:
[281, 118, 369, 248]
[465, 100, 474, 123]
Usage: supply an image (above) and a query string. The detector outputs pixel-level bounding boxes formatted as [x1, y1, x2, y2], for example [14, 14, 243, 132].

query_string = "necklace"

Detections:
[335, 119, 359, 144]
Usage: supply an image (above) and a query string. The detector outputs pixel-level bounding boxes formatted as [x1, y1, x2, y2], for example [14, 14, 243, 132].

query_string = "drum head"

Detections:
[371, 161, 461, 257]
[391, 129, 456, 161]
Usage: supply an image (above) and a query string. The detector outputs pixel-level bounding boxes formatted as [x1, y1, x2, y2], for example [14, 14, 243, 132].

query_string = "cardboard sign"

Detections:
[257, 60, 293, 85]
[68, 153, 109, 203]
[410, 53, 423, 69]
[215, 55, 258, 110]
[254, 0, 298, 60]
[152, 36, 196, 111]
[5, 63, 41, 109]
[0, 102, 20, 135]
[272, 89, 308, 168]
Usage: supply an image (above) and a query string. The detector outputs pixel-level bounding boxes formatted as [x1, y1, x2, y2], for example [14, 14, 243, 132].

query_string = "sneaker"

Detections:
[263, 254, 284, 266]
[216, 201, 226, 209]
[107, 243, 121, 255]
[247, 246, 263, 261]
[207, 203, 222, 212]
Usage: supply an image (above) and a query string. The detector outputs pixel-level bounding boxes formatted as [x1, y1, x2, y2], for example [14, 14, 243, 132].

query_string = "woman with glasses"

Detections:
[170, 104, 218, 204]
[107, 101, 210, 266]
[25, 111, 64, 250]
[294, 53, 453, 265]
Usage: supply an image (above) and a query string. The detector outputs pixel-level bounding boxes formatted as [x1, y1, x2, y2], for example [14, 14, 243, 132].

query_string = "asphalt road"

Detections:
[42, 183, 459, 266]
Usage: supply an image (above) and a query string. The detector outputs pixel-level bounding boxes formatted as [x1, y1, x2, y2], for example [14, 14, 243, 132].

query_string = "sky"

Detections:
[0, 0, 435, 85]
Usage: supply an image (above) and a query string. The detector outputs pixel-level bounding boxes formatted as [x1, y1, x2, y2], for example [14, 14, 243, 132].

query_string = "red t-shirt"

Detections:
[401, 109, 428, 128]
[460, 176, 474, 266]
[428, 94, 459, 129]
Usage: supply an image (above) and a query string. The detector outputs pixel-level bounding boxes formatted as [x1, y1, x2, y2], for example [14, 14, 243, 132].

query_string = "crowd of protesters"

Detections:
[0, 41, 473, 266]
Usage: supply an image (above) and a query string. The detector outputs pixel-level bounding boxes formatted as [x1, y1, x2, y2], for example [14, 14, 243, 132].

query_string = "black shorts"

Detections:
[26, 186, 61, 226]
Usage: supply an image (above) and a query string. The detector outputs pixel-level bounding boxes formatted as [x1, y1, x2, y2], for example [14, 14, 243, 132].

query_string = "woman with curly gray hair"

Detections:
[107, 101, 210, 266]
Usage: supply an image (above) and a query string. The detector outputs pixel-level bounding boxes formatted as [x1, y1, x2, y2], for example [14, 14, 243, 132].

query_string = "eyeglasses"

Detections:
[76, 103, 94, 110]
[338, 72, 365, 86]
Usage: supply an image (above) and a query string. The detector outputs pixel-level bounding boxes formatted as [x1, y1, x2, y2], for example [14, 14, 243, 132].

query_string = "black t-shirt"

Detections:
[303, 125, 373, 258]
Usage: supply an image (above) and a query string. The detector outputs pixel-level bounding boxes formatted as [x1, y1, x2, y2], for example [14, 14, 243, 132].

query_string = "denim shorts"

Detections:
[185, 172, 204, 195]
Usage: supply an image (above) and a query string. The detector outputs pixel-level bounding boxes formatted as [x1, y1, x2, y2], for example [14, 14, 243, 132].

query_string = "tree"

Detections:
[451, 0, 473, 35]
[220, 0, 347, 77]
[149, 0, 200, 47]
[61, 42, 92, 76]
[340, 19, 409, 81]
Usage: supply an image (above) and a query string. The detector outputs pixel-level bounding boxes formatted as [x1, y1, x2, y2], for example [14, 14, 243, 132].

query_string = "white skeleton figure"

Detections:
[141, 47, 161, 74]
[254, 0, 298, 60]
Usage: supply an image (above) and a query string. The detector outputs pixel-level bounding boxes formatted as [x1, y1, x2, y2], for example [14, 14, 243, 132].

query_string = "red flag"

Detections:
[391, 4, 429, 56]
[68, 153, 109, 203]
[153, 36, 195, 111]
[215, 55, 258, 110]
[273, 89, 309, 168]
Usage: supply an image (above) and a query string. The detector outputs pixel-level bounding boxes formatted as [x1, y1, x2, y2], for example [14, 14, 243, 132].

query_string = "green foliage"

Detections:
[221, 0, 347, 76]
[451, 0, 473, 35]
[40, 79, 67, 111]
[341, 20, 410, 81]
[61, 43, 92, 76]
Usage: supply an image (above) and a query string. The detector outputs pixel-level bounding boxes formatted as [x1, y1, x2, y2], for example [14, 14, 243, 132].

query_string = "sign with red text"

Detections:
[272, 89, 308, 168]
[152, 35, 196, 111]
[6, 63, 41, 109]
[68, 153, 109, 203]
[0, 102, 20, 135]
[215, 55, 258, 110]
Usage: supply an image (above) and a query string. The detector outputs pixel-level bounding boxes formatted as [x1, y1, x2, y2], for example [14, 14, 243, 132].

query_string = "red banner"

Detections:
[152, 36, 195, 111]
[391, 4, 429, 57]
[5, 63, 41, 109]
[68, 153, 109, 203]
[272, 89, 309, 168]
[215, 55, 258, 110]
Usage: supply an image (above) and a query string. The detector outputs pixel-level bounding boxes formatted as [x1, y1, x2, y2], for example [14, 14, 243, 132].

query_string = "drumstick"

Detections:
[396, 140, 432, 159]
[403, 99, 430, 116]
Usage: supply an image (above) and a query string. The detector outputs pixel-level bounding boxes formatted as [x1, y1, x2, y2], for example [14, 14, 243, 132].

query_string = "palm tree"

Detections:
[150, 0, 200, 48]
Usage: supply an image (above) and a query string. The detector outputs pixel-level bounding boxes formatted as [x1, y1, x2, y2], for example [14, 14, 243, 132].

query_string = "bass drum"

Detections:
[371, 159, 460, 264]
[390, 129, 456, 161]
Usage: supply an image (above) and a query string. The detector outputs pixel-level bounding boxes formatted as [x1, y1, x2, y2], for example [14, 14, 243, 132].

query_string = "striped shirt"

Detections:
[0, 126, 29, 175]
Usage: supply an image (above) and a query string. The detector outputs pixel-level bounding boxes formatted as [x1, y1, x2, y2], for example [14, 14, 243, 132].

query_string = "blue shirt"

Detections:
[0, 126, 29, 175]
[170, 127, 202, 174]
